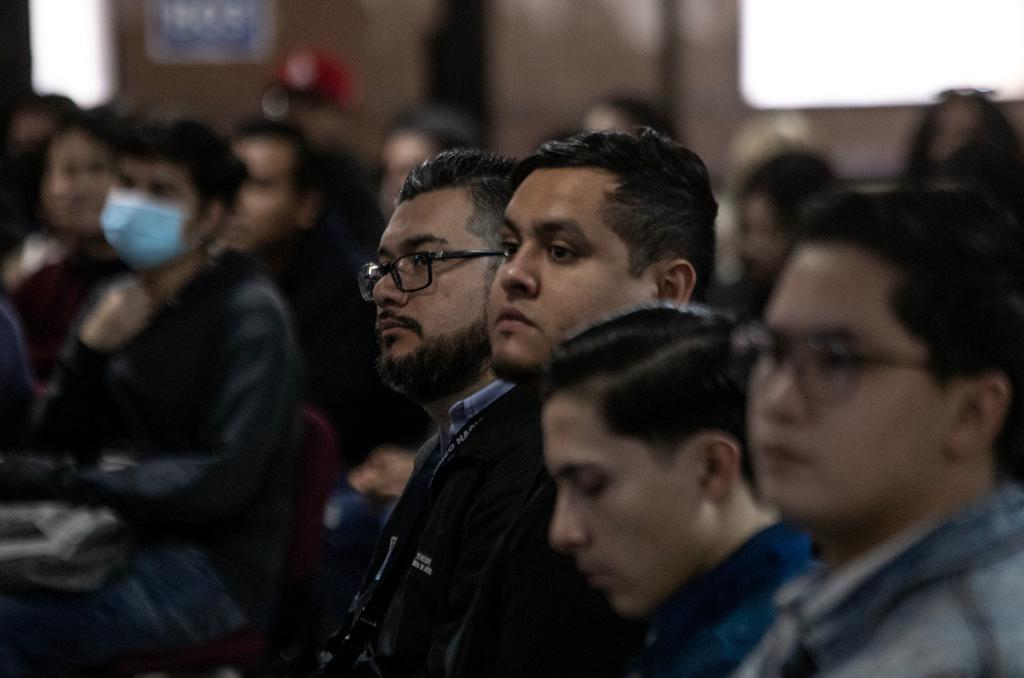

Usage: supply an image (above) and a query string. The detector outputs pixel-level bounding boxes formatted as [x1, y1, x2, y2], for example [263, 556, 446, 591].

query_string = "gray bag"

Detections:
[0, 502, 135, 592]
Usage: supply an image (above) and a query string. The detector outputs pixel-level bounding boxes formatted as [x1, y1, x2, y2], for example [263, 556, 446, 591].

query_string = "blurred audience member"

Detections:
[378, 104, 483, 220]
[262, 48, 385, 254]
[734, 188, 1024, 676]
[1, 94, 80, 292]
[581, 94, 675, 139]
[228, 120, 426, 650]
[10, 109, 126, 381]
[932, 140, 1024, 225]
[0, 290, 31, 448]
[903, 88, 1024, 185]
[263, 48, 359, 152]
[709, 151, 835, 319]
[228, 118, 426, 463]
[543, 304, 811, 677]
[3, 94, 77, 161]
[1, 93, 78, 227]
[0, 117, 300, 676]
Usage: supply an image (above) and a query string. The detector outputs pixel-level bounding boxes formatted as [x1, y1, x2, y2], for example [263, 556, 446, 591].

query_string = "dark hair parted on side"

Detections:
[797, 188, 1024, 479]
[542, 304, 753, 483]
[119, 117, 246, 206]
[513, 128, 718, 301]
[233, 117, 321, 192]
[398, 149, 517, 249]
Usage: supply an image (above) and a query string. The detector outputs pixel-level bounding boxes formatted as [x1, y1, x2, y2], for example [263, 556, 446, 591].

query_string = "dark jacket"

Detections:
[347, 386, 545, 677]
[446, 473, 647, 678]
[23, 252, 300, 625]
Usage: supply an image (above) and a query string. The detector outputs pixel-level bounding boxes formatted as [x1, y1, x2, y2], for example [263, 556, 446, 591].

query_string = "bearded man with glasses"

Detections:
[733, 188, 1024, 677]
[308, 149, 547, 677]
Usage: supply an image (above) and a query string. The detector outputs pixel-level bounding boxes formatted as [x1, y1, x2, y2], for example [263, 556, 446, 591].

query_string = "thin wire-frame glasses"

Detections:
[357, 250, 504, 301]
[730, 321, 929, 404]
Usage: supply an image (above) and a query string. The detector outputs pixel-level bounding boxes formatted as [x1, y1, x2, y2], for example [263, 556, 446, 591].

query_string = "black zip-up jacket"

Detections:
[24, 252, 301, 625]
[345, 385, 544, 677]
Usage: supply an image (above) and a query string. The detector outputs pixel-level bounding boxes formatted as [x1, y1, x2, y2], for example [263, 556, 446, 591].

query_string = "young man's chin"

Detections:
[491, 352, 544, 385]
[606, 590, 652, 621]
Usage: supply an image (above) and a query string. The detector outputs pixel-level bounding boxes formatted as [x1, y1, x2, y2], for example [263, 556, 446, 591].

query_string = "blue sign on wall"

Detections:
[146, 0, 275, 63]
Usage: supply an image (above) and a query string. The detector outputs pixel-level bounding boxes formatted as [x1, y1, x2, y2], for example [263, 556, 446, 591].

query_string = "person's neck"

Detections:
[139, 248, 210, 306]
[423, 368, 498, 430]
[705, 490, 778, 572]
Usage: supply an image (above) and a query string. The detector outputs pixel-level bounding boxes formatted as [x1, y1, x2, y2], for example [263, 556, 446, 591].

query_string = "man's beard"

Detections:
[376, 316, 492, 405]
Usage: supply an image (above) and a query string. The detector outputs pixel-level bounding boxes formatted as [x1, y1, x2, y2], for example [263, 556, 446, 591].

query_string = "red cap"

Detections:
[273, 48, 359, 110]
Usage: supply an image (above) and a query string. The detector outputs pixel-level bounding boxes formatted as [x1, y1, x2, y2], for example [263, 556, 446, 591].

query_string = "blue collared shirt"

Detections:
[440, 379, 515, 453]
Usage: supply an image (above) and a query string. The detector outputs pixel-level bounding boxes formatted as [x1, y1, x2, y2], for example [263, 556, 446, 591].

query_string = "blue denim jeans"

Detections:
[0, 543, 248, 677]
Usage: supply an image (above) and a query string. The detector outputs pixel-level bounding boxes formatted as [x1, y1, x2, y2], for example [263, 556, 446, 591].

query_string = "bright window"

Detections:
[29, 0, 116, 107]
[740, 0, 1024, 108]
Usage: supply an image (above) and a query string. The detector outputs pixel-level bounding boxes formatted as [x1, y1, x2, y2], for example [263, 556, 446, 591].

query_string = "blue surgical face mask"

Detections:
[100, 188, 188, 269]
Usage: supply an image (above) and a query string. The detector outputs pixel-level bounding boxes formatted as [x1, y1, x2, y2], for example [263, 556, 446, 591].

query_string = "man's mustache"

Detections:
[376, 312, 423, 339]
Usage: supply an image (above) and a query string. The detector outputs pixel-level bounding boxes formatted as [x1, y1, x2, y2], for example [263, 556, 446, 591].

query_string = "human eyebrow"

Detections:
[378, 234, 449, 259]
[535, 220, 589, 244]
[402, 235, 448, 251]
[501, 217, 521, 236]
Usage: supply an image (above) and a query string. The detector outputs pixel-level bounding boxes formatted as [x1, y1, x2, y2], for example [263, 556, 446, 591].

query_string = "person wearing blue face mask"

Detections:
[0, 116, 302, 677]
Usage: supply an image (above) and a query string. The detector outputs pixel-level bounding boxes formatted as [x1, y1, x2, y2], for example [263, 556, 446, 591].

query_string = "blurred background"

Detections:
[5, 0, 1024, 182]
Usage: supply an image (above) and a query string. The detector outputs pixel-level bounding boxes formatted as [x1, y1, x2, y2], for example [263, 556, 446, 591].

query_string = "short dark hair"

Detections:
[398, 149, 516, 249]
[513, 128, 718, 301]
[542, 304, 752, 482]
[740, 151, 835, 235]
[797, 187, 1024, 479]
[232, 117, 320, 192]
[48, 108, 120, 153]
[119, 116, 245, 205]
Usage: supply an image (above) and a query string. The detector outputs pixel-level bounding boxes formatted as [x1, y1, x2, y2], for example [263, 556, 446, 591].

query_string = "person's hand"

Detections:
[348, 445, 416, 507]
[79, 280, 155, 353]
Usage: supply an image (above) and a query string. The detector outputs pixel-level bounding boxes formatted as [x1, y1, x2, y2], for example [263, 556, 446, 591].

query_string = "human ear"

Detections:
[687, 431, 743, 502]
[653, 257, 697, 303]
[946, 370, 1012, 464]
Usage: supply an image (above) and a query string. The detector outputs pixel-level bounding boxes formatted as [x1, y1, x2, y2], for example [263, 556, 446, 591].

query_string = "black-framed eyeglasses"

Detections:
[730, 321, 930, 404]
[357, 250, 504, 301]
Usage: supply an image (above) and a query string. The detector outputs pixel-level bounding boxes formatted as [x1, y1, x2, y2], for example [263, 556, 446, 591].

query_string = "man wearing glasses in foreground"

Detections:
[733, 188, 1024, 676]
[308, 149, 530, 676]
